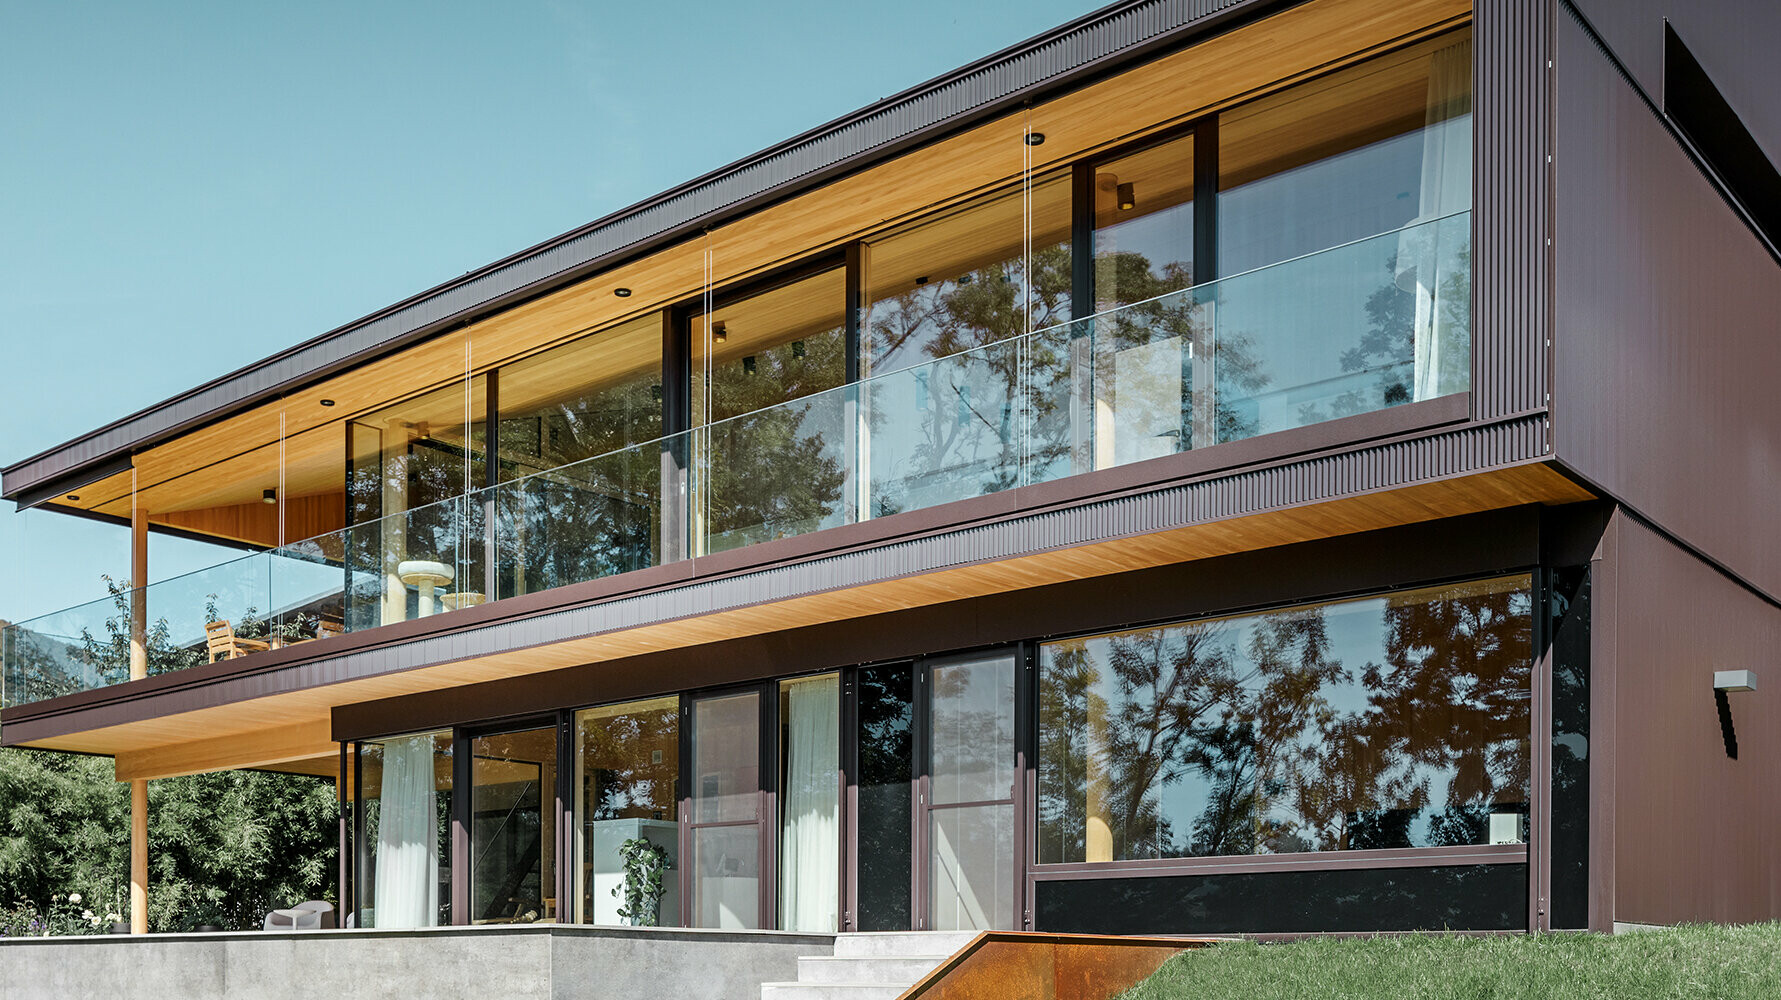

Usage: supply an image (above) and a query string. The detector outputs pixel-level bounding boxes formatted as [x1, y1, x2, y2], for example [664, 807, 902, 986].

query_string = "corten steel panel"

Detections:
[1552, 10, 1781, 602]
[1565, 0, 1781, 169]
[1473, 0, 1554, 422]
[335, 506, 1545, 740]
[1, 0, 1281, 504]
[0, 414, 1560, 743]
[1596, 511, 1781, 925]
[904, 935, 1200, 1000]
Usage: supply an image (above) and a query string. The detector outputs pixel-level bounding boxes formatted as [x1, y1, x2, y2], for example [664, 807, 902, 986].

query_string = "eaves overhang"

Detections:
[2, 0, 1300, 507]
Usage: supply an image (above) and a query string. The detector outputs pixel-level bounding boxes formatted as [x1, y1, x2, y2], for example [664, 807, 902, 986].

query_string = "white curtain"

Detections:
[1402, 39, 1474, 401]
[780, 675, 839, 932]
[372, 735, 441, 929]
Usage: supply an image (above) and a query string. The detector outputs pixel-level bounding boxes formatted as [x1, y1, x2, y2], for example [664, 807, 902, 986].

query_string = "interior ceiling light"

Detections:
[614, 287, 632, 297]
[792, 340, 806, 358]
[915, 276, 929, 285]
[1118, 182, 1136, 211]
[262, 488, 277, 505]
[1025, 132, 1046, 146]
[713, 322, 728, 344]
[742, 355, 757, 375]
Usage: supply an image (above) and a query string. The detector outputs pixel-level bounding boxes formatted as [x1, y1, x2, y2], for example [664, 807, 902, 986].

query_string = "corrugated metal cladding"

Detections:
[1473, 0, 1554, 421]
[17, 414, 1550, 724]
[3, 0, 1259, 500]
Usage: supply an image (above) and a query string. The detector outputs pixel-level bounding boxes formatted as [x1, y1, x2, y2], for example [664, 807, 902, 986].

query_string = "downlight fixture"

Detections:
[262, 488, 278, 505]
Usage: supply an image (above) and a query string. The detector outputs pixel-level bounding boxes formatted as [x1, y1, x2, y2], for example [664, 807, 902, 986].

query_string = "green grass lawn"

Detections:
[1122, 924, 1781, 1000]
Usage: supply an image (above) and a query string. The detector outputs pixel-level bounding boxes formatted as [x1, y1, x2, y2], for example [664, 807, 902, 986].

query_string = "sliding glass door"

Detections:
[921, 649, 1019, 931]
[684, 688, 769, 928]
[468, 724, 559, 923]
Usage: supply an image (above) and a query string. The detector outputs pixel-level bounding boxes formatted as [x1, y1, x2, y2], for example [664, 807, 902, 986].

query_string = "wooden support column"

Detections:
[130, 778, 147, 934]
[130, 499, 149, 935]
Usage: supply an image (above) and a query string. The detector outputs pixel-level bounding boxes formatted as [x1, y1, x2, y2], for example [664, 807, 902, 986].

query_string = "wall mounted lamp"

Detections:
[1715, 669, 1757, 692]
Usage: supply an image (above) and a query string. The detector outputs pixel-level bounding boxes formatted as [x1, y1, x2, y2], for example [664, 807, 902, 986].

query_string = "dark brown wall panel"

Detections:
[1552, 11, 1781, 601]
[1565, 0, 1781, 168]
[1473, 0, 1554, 421]
[1597, 512, 1781, 925]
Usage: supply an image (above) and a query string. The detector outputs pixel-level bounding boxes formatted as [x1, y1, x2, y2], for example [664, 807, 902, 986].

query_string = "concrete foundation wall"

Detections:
[0, 925, 833, 1000]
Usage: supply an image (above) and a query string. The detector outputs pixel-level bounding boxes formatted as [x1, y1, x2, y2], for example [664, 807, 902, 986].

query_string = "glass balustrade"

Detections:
[2, 212, 1469, 708]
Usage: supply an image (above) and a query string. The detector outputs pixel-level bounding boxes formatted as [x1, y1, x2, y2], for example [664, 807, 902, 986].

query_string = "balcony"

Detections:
[2, 212, 1472, 709]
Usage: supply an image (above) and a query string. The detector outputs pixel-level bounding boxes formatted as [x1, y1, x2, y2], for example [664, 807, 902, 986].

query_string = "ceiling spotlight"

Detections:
[713, 322, 728, 344]
[742, 355, 757, 375]
[1117, 182, 1136, 211]
[792, 340, 806, 358]
[1025, 132, 1046, 146]
[65, 494, 79, 502]
[915, 276, 929, 285]
[614, 287, 632, 298]
[319, 398, 336, 407]
[262, 488, 277, 505]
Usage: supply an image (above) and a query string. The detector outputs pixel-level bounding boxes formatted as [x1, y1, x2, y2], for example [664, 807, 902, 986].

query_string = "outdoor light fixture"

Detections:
[1715, 669, 1758, 692]
[1025, 132, 1046, 146]
[651, 384, 664, 402]
[319, 398, 335, 407]
[743, 355, 757, 375]
[792, 340, 806, 358]
[915, 276, 929, 285]
[1118, 182, 1136, 211]
[262, 489, 277, 505]
[65, 494, 78, 502]
[614, 287, 632, 298]
[713, 322, 728, 344]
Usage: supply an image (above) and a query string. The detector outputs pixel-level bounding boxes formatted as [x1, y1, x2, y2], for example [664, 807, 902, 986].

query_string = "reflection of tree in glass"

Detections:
[582, 709, 677, 821]
[1323, 231, 1474, 423]
[704, 330, 847, 548]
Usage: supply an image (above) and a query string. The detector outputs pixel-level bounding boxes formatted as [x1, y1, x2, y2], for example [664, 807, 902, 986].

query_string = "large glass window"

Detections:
[1211, 31, 1473, 438]
[1037, 575, 1532, 865]
[693, 269, 849, 553]
[687, 689, 764, 928]
[574, 697, 680, 926]
[927, 650, 1017, 931]
[855, 663, 914, 931]
[358, 731, 453, 929]
[469, 726, 559, 923]
[494, 315, 666, 598]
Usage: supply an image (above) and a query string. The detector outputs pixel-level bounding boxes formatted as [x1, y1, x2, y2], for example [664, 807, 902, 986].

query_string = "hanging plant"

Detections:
[613, 837, 670, 927]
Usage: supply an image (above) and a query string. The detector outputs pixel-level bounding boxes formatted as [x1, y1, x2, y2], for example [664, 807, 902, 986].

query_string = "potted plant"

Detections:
[612, 837, 670, 927]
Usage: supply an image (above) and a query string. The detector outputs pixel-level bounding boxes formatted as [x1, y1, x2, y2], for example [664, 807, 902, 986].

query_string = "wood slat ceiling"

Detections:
[45, 0, 1470, 545]
[21, 460, 1589, 778]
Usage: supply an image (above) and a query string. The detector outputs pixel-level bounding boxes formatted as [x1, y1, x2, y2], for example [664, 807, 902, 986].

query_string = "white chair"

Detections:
[263, 907, 320, 931]
[293, 900, 336, 930]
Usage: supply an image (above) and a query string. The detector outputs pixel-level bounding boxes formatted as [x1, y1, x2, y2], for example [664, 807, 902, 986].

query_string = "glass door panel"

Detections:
[574, 697, 680, 926]
[469, 726, 558, 924]
[925, 649, 1017, 931]
[687, 689, 765, 928]
[852, 663, 914, 931]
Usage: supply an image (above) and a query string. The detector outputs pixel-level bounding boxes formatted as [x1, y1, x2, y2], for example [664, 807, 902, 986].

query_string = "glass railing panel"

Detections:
[143, 551, 274, 671]
[1206, 211, 1471, 444]
[698, 388, 849, 555]
[491, 432, 671, 600]
[3, 591, 133, 705]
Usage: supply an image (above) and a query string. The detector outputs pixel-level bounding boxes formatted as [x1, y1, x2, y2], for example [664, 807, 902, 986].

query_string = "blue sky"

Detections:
[0, 0, 1097, 623]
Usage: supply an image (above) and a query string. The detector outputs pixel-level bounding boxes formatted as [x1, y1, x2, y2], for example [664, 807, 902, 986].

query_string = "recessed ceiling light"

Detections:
[614, 287, 632, 298]
[66, 494, 79, 501]
[319, 398, 336, 407]
[1025, 132, 1046, 146]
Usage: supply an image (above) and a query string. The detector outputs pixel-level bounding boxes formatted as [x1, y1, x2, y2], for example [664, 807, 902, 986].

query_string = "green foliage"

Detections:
[612, 836, 669, 927]
[0, 746, 336, 932]
[1122, 926, 1781, 1000]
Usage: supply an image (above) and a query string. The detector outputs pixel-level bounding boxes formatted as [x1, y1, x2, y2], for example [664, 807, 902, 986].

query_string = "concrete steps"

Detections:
[761, 932, 975, 1000]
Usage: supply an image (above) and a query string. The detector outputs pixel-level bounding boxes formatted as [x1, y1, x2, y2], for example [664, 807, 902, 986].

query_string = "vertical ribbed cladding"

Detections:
[1473, 0, 1554, 424]
[4, 0, 1256, 501]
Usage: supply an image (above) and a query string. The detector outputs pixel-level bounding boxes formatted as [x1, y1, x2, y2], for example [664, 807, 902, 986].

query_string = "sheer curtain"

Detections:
[780, 675, 839, 931]
[1403, 39, 1474, 401]
[373, 735, 441, 928]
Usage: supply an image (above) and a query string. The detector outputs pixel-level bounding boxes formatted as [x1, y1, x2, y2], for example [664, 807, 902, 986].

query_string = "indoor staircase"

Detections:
[761, 931, 977, 1000]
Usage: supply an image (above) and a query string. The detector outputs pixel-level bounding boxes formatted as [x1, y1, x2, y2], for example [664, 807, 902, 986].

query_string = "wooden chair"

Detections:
[317, 620, 345, 640]
[205, 620, 270, 663]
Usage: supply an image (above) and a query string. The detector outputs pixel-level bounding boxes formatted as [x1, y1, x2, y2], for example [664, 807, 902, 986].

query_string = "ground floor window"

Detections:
[1036, 575, 1533, 864]
[358, 730, 453, 928]
[575, 696, 680, 925]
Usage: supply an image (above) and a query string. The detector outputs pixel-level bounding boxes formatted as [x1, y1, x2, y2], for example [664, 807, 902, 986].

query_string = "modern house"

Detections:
[5, 0, 1780, 948]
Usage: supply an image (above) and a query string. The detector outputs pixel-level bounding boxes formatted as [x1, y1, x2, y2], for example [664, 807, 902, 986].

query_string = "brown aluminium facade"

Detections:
[3, 0, 1779, 938]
